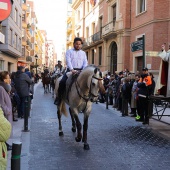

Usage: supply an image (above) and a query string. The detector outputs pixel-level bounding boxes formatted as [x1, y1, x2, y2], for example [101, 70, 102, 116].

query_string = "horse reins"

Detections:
[75, 75, 103, 101]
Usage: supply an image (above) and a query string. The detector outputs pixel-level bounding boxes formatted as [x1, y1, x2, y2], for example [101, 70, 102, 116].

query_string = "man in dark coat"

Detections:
[14, 66, 33, 118]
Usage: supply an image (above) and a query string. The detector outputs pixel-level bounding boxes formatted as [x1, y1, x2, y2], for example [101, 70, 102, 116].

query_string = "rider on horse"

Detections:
[54, 37, 88, 105]
[54, 60, 65, 75]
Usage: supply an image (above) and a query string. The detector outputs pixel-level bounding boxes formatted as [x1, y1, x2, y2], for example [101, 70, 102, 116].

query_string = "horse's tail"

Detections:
[60, 100, 68, 117]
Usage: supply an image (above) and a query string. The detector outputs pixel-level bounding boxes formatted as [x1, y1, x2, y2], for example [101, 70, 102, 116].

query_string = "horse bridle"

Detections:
[75, 75, 103, 102]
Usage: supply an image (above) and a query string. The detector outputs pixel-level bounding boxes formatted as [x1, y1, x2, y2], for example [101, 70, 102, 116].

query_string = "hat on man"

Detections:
[142, 67, 148, 71]
[17, 66, 24, 71]
[119, 71, 123, 75]
[58, 60, 61, 63]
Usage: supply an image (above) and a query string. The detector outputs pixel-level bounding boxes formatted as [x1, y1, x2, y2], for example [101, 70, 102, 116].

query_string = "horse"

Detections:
[55, 66, 105, 150]
[42, 72, 51, 93]
[50, 70, 63, 98]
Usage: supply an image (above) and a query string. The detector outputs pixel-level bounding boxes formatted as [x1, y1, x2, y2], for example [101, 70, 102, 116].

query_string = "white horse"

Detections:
[55, 66, 105, 150]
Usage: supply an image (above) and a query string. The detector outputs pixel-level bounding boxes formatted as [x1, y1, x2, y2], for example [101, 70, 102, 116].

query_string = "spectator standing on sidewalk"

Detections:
[137, 70, 152, 124]
[0, 107, 11, 170]
[121, 77, 131, 116]
[0, 85, 13, 151]
[14, 66, 33, 118]
[130, 74, 140, 117]
[0, 71, 13, 126]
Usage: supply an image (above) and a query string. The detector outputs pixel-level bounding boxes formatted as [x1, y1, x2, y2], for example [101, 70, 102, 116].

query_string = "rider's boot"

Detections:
[54, 85, 63, 106]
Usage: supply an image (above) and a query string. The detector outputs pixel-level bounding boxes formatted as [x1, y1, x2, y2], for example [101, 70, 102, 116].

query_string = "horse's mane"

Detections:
[78, 65, 102, 82]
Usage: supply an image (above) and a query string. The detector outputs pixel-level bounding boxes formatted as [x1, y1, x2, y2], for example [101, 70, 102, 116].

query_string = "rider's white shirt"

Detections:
[66, 48, 88, 70]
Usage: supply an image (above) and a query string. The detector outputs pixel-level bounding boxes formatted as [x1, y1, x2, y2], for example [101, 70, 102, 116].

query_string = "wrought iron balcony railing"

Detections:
[102, 20, 116, 36]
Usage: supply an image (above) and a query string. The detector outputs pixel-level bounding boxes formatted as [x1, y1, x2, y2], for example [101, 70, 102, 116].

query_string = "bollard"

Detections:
[23, 96, 30, 132]
[11, 142, 22, 170]
[106, 92, 109, 109]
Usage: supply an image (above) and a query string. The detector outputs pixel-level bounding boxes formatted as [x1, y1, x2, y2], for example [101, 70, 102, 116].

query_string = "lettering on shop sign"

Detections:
[145, 51, 161, 57]
[131, 40, 143, 52]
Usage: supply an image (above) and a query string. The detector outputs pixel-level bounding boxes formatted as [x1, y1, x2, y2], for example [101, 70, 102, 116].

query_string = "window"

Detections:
[86, 51, 88, 61]
[14, 34, 17, 49]
[19, 15, 21, 28]
[86, 27, 89, 38]
[22, 46, 25, 56]
[137, 0, 146, 14]
[78, 10, 80, 21]
[112, 4, 116, 26]
[19, 38, 21, 51]
[0, 60, 4, 71]
[9, 29, 13, 46]
[86, 1, 90, 14]
[14, 8, 18, 23]
[92, 23, 95, 35]
[99, 17, 103, 32]
[1, 26, 6, 43]
[99, 47, 102, 65]
[92, 49, 94, 64]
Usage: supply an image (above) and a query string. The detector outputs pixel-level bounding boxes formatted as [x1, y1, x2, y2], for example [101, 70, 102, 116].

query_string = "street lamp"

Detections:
[35, 54, 38, 83]
[35, 54, 38, 74]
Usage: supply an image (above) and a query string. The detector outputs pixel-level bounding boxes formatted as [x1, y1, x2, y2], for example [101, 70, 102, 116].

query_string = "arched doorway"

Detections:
[110, 42, 117, 73]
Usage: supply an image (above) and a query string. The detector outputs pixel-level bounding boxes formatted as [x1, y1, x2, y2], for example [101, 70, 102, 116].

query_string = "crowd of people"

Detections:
[0, 66, 34, 169]
[100, 68, 155, 125]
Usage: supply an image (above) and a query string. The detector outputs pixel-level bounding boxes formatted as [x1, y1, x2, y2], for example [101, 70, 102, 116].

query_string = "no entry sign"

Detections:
[0, 0, 12, 22]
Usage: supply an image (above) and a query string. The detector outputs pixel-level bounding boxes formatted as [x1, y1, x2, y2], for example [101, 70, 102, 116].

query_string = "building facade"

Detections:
[66, 0, 75, 50]
[72, 0, 170, 77]
[0, 0, 22, 72]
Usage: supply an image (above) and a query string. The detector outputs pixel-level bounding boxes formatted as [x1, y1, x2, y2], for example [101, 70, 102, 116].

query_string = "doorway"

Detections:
[110, 42, 117, 73]
[136, 56, 143, 73]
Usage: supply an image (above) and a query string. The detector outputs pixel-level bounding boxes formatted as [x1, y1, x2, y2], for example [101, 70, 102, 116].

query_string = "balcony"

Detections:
[22, 3, 27, 11]
[22, 38, 27, 46]
[31, 37, 35, 43]
[26, 40, 32, 51]
[0, 44, 22, 58]
[26, 6, 31, 14]
[102, 20, 116, 37]
[26, 56, 32, 62]
[82, 31, 102, 48]
[22, 22, 27, 28]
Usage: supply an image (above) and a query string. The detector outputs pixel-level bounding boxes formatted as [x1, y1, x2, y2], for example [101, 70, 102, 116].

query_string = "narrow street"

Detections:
[20, 82, 170, 170]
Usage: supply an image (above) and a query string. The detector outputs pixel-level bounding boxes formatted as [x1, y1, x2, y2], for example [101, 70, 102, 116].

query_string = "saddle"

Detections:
[66, 72, 80, 102]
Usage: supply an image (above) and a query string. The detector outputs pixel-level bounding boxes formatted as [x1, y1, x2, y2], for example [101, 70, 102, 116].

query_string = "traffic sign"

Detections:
[0, 0, 12, 22]
[131, 39, 143, 52]
[145, 51, 161, 57]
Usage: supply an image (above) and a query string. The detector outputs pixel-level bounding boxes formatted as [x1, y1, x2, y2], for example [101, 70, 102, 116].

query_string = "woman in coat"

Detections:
[0, 71, 13, 150]
[0, 107, 11, 170]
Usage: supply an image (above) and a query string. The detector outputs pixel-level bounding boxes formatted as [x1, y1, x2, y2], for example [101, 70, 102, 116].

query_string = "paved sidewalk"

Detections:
[7, 82, 170, 169]
[7, 82, 39, 170]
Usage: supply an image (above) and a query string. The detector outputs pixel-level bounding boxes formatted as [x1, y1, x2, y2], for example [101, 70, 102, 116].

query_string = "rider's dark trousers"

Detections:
[58, 73, 68, 97]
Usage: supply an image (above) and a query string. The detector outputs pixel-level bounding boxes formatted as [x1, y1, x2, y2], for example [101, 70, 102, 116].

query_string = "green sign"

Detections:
[131, 40, 143, 52]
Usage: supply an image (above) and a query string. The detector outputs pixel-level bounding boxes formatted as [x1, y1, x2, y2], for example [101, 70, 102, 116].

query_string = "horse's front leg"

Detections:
[69, 108, 76, 132]
[82, 115, 90, 150]
[57, 109, 63, 136]
[74, 114, 82, 142]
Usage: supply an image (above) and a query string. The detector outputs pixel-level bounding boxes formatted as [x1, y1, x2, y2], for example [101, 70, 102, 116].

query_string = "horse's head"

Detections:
[88, 67, 105, 102]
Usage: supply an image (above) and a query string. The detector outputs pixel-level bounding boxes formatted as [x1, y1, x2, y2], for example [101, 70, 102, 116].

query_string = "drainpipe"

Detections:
[130, 0, 131, 29]
[82, 0, 85, 40]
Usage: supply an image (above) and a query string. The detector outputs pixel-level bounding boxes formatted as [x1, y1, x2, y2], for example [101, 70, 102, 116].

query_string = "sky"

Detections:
[33, 0, 68, 59]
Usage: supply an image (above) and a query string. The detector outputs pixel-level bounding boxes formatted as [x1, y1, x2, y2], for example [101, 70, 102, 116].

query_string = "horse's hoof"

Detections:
[59, 132, 64, 136]
[72, 127, 76, 133]
[75, 137, 81, 142]
[84, 143, 90, 150]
